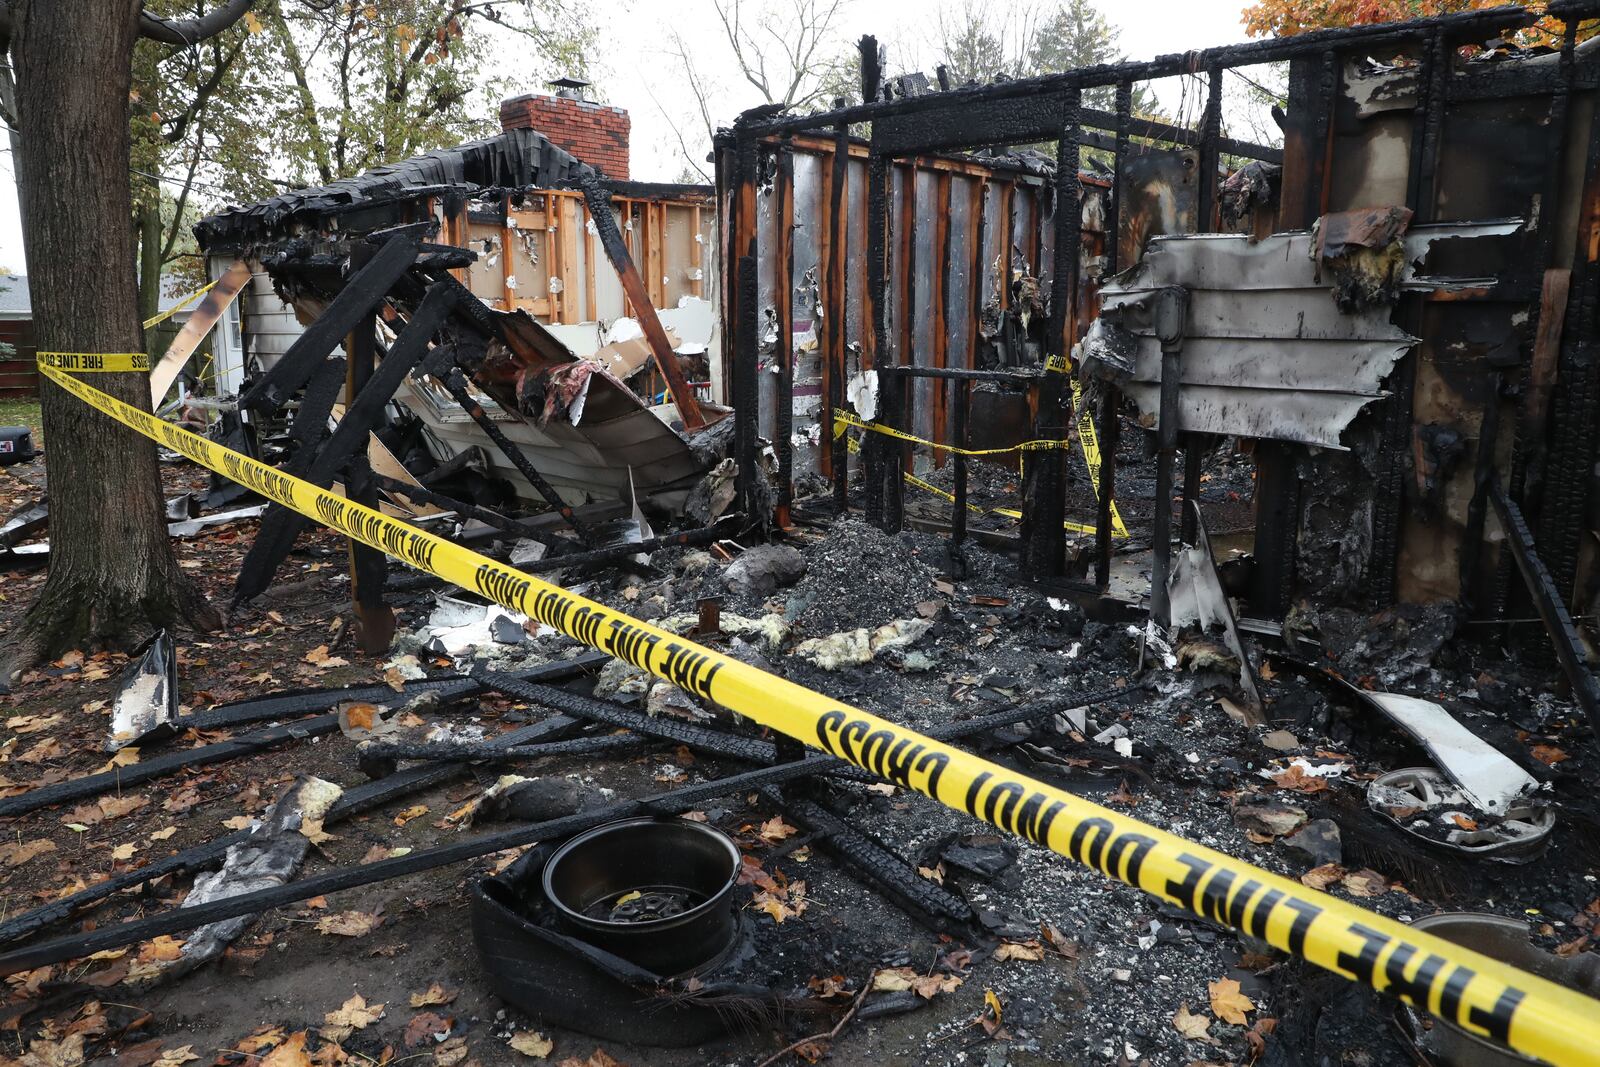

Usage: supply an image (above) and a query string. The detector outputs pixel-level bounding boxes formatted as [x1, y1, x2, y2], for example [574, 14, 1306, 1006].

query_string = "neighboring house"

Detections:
[0, 273, 199, 399]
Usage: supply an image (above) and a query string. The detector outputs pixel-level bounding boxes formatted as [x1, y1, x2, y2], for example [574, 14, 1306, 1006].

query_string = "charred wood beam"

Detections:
[741, 4, 1561, 139]
[233, 284, 455, 604]
[522, 521, 733, 573]
[0, 694, 597, 948]
[574, 174, 706, 430]
[238, 237, 418, 412]
[769, 788, 975, 930]
[877, 365, 1040, 384]
[472, 670, 778, 763]
[1491, 484, 1600, 738]
[0, 681, 1135, 972]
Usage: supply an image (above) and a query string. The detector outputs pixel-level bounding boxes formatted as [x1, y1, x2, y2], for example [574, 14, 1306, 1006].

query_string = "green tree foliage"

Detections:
[128, 0, 597, 317]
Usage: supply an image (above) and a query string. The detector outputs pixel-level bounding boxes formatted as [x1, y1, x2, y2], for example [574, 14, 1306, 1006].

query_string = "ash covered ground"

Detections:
[0, 455, 1595, 1067]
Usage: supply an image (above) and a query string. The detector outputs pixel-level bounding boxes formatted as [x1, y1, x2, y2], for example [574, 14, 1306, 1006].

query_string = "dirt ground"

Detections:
[0, 427, 1596, 1067]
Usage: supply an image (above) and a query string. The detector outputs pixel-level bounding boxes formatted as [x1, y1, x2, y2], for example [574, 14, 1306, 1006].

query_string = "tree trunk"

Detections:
[137, 194, 161, 333]
[3, 0, 221, 685]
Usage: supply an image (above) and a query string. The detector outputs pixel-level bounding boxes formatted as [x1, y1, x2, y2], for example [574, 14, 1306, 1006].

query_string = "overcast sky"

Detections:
[0, 0, 1255, 277]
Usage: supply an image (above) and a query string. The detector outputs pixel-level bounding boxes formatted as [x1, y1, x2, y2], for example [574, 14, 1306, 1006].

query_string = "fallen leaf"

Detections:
[17, 737, 66, 763]
[994, 940, 1045, 962]
[100, 747, 141, 771]
[1531, 744, 1569, 766]
[12, 1033, 85, 1067]
[759, 816, 799, 843]
[6, 713, 63, 734]
[1300, 863, 1345, 890]
[260, 1031, 312, 1067]
[977, 988, 1005, 1037]
[317, 910, 383, 937]
[1173, 1001, 1212, 1041]
[556, 1050, 627, 1067]
[870, 966, 918, 992]
[911, 972, 962, 999]
[1040, 921, 1079, 958]
[222, 815, 254, 831]
[410, 983, 458, 1008]
[917, 862, 945, 884]
[234, 1027, 289, 1055]
[323, 993, 385, 1041]
[1208, 977, 1255, 1025]
[98, 794, 148, 819]
[110, 842, 136, 861]
[404, 1011, 453, 1048]
[0, 838, 57, 867]
[432, 1036, 469, 1066]
[1449, 813, 1478, 831]
[1340, 868, 1388, 898]
[304, 645, 349, 669]
[151, 1046, 200, 1067]
[138, 935, 185, 962]
[149, 826, 178, 841]
[1269, 764, 1328, 794]
[508, 1031, 555, 1058]
[394, 805, 429, 827]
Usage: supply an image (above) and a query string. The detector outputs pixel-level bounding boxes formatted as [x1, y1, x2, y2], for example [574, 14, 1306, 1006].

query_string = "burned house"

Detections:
[715, 4, 1600, 739]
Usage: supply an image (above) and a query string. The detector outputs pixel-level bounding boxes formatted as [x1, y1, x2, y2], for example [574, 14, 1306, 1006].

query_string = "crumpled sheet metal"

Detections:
[1362, 691, 1541, 815]
[1095, 220, 1522, 447]
[1166, 503, 1263, 721]
[105, 630, 179, 753]
[1367, 767, 1552, 863]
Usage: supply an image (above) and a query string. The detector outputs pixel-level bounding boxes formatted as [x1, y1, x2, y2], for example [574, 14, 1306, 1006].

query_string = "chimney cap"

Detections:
[547, 76, 591, 98]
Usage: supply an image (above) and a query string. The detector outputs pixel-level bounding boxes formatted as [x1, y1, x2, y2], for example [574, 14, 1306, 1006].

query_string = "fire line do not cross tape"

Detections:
[36, 359, 1600, 1067]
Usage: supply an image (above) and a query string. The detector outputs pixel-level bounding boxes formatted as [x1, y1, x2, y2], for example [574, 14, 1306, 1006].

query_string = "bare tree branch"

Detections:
[138, 0, 255, 46]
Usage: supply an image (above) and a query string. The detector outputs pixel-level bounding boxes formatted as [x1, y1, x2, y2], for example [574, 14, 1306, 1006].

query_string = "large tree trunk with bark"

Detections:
[2, 0, 220, 684]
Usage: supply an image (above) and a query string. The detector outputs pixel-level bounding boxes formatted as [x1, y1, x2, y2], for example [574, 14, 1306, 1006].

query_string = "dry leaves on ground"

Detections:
[1207, 978, 1255, 1025]
[322, 994, 384, 1041]
[410, 983, 458, 1007]
[508, 1031, 555, 1058]
[0, 838, 56, 867]
[404, 1012, 453, 1048]
[993, 940, 1045, 962]
[557, 1049, 628, 1067]
[316, 910, 383, 938]
[259, 1031, 312, 1067]
[758, 816, 799, 843]
[1172, 1001, 1213, 1041]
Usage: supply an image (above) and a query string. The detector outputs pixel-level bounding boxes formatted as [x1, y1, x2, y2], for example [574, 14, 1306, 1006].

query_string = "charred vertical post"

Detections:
[828, 115, 851, 513]
[775, 139, 796, 526]
[343, 245, 394, 653]
[1539, 18, 1600, 607]
[884, 162, 917, 534]
[952, 378, 970, 555]
[1149, 286, 1189, 627]
[1096, 79, 1133, 591]
[1179, 67, 1223, 548]
[575, 175, 706, 431]
[933, 172, 952, 466]
[1025, 89, 1082, 579]
[864, 152, 890, 529]
[731, 136, 764, 530]
[1371, 28, 1448, 607]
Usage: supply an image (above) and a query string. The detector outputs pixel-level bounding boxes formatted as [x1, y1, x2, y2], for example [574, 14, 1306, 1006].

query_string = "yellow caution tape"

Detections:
[141, 278, 219, 331]
[36, 352, 151, 373]
[901, 470, 1124, 538]
[37, 360, 1600, 1067]
[835, 409, 1073, 456]
[835, 397, 1129, 537]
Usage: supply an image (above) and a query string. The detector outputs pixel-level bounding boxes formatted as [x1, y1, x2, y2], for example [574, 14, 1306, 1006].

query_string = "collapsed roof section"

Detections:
[194, 128, 593, 251]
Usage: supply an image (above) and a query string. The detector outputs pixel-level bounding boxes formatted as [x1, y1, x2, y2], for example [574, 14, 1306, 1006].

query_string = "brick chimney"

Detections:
[500, 78, 630, 180]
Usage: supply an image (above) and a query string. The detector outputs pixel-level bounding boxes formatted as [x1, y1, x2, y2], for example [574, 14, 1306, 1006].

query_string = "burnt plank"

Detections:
[238, 236, 419, 413]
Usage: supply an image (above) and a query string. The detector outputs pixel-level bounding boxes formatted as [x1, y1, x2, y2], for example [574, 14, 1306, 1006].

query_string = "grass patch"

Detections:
[0, 397, 40, 433]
